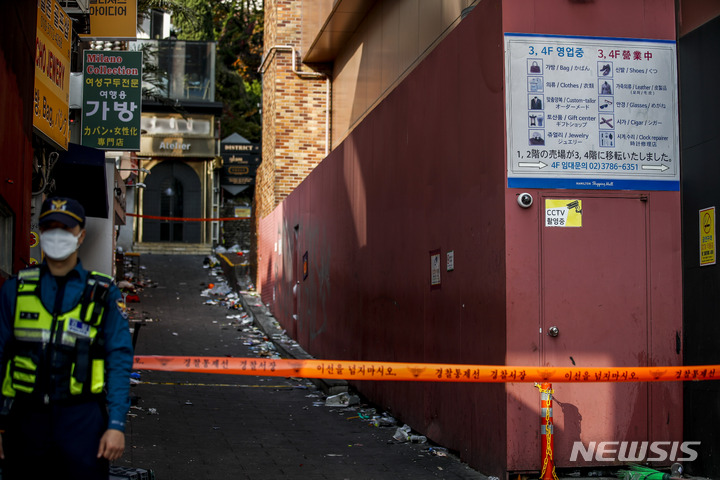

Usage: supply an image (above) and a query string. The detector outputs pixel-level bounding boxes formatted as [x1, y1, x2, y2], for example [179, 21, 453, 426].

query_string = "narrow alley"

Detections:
[117, 254, 487, 480]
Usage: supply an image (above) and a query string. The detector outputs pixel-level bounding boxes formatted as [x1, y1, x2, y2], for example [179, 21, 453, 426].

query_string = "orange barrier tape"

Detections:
[126, 213, 249, 222]
[133, 356, 720, 383]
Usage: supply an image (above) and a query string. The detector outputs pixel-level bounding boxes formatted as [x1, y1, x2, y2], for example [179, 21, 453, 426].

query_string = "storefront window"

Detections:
[134, 40, 216, 102]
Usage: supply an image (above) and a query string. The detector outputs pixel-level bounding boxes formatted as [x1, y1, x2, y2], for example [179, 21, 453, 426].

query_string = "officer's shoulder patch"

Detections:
[116, 299, 129, 320]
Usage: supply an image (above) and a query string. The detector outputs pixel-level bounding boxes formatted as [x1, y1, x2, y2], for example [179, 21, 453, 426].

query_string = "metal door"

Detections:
[541, 194, 649, 466]
[142, 161, 202, 243]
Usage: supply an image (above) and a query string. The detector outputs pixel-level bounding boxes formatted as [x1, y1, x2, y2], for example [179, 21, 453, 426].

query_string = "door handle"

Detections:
[547, 326, 559, 337]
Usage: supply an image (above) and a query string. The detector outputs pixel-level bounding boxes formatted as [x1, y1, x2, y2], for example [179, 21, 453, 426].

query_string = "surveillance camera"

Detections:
[517, 193, 533, 208]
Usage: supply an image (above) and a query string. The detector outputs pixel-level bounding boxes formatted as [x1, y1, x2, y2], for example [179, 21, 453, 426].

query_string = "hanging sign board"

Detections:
[505, 33, 679, 191]
[79, 0, 138, 40]
[221, 142, 261, 186]
[34, 0, 72, 150]
[81, 51, 142, 150]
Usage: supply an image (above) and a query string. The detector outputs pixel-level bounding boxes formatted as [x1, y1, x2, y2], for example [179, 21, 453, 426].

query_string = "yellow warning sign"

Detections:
[545, 199, 582, 227]
[700, 207, 715, 266]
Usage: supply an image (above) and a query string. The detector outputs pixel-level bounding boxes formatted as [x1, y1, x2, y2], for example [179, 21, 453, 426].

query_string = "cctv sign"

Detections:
[545, 199, 582, 227]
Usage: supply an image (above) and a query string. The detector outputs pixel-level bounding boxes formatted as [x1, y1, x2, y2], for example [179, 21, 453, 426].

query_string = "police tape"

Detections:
[126, 213, 249, 222]
[136, 380, 296, 389]
[133, 356, 720, 383]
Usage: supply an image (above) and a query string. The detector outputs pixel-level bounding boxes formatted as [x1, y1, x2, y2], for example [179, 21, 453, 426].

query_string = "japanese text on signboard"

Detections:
[505, 34, 679, 191]
[82, 51, 142, 150]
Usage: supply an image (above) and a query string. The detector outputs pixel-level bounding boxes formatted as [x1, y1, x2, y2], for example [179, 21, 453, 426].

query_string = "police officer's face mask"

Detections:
[40, 228, 81, 261]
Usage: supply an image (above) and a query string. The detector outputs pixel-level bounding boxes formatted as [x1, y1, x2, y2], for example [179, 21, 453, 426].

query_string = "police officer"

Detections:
[0, 197, 134, 479]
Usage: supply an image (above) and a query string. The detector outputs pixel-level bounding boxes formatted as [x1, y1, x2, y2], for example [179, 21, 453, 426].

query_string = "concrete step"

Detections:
[131, 243, 214, 256]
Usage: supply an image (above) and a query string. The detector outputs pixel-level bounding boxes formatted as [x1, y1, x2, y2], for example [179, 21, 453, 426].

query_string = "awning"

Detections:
[53, 143, 108, 219]
[221, 185, 249, 196]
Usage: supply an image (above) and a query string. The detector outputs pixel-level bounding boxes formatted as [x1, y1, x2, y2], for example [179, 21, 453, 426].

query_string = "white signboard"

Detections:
[505, 33, 679, 191]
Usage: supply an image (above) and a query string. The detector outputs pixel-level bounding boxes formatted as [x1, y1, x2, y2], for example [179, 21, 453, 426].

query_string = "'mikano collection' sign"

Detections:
[82, 51, 142, 150]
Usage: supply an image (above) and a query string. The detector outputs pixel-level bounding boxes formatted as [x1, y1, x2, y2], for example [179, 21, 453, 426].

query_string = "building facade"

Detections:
[257, 0, 720, 477]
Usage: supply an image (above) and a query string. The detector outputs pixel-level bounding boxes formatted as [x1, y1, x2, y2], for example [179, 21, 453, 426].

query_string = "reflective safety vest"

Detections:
[2, 267, 112, 403]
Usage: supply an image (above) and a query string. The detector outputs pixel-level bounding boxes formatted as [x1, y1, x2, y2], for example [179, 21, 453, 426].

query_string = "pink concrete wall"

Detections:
[258, 0, 682, 475]
[259, 0, 509, 474]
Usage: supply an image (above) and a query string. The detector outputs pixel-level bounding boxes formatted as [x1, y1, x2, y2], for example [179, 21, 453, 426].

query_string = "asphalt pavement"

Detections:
[115, 254, 488, 480]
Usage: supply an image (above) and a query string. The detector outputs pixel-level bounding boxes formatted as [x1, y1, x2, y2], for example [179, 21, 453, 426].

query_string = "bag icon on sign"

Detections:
[530, 61, 541, 73]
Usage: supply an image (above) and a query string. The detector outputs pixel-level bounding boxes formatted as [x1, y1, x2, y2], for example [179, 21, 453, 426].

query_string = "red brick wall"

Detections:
[256, 0, 328, 226]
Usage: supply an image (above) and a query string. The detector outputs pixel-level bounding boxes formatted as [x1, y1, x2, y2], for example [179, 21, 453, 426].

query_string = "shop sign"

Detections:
[221, 142, 260, 185]
[79, 0, 138, 40]
[82, 51, 142, 150]
[140, 137, 216, 157]
[34, 0, 72, 150]
[234, 206, 252, 218]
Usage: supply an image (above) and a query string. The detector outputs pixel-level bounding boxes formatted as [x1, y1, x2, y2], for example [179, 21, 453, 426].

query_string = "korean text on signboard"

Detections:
[34, 0, 72, 150]
[82, 51, 142, 150]
[505, 33, 679, 191]
[79, 0, 138, 40]
[700, 207, 716, 267]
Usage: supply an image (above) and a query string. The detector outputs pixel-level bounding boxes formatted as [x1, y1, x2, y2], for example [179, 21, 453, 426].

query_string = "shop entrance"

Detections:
[142, 161, 202, 243]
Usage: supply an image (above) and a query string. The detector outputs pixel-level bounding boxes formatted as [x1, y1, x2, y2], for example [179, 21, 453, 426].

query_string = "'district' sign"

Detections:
[81, 51, 142, 150]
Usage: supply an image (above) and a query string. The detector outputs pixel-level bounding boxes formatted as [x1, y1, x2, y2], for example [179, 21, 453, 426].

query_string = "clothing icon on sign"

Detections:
[530, 95, 543, 110]
[528, 76, 544, 93]
[600, 81, 613, 95]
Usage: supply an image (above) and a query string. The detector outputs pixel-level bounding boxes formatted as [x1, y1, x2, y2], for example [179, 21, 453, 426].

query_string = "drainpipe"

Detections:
[258, 45, 330, 156]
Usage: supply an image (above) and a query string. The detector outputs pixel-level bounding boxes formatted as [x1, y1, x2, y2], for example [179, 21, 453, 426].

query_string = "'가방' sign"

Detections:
[82, 51, 142, 150]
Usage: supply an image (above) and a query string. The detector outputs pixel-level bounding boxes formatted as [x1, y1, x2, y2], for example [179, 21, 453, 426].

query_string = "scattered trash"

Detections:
[325, 392, 360, 407]
[393, 425, 412, 442]
[147, 408, 158, 415]
[203, 256, 221, 268]
[391, 424, 428, 444]
[429, 447, 448, 457]
[370, 414, 396, 427]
